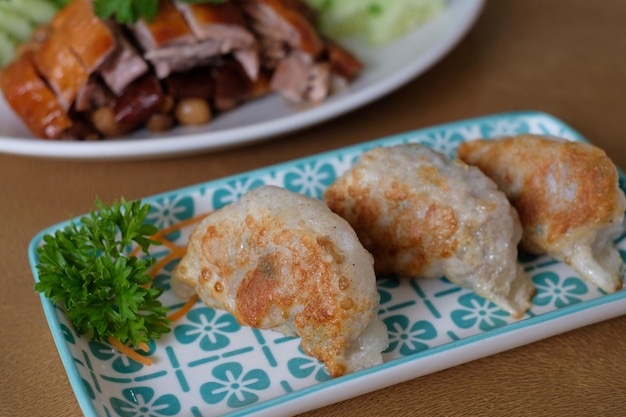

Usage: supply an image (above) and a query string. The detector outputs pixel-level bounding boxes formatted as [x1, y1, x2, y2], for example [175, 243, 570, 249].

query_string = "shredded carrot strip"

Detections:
[167, 294, 199, 322]
[127, 213, 206, 257]
[149, 246, 188, 279]
[129, 213, 206, 261]
[153, 213, 209, 238]
[137, 342, 150, 353]
[108, 336, 153, 366]
[129, 246, 141, 257]
[155, 238, 180, 251]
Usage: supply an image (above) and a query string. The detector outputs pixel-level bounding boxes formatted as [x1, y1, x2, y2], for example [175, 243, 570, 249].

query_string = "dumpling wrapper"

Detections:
[457, 134, 626, 293]
[172, 185, 388, 377]
[323, 143, 534, 318]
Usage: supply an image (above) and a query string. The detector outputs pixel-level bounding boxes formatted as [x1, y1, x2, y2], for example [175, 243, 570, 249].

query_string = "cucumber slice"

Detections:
[314, 1, 368, 39]
[0, 5, 35, 42]
[0, 0, 64, 68]
[0, 31, 17, 68]
[305, 0, 446, 45]
[303, 0, 331, 9]
[365, 0, 445, 45]
[3, 0, 59, 25]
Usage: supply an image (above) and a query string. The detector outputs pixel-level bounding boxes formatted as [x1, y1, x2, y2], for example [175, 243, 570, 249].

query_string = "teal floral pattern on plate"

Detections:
[111, 387, 181, 417]
[29, 112, 626, 417]
[174, 308, 241, 351]
[200, 363, 271, 408]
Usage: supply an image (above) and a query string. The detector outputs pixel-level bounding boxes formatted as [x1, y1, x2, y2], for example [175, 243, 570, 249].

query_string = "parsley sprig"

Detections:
[34, 198, 170, 348]
[93, 0, 229, 24]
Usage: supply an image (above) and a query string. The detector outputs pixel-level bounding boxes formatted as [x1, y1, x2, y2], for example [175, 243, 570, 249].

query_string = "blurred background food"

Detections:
[303, 0, 445, 45]
[0, 0, 446, 68]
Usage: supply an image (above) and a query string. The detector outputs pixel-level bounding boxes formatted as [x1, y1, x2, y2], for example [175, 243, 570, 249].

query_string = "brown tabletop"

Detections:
[2, 0, 626, 416]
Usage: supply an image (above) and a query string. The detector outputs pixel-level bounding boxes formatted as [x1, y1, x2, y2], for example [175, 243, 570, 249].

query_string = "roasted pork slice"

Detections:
[175, 2, 259, 80]
[175, 2, 254, 48]
[144, 41, 229, 79]
[271, 50, 330, 102]
[269, 41, 361, 102]
[132, 0, 251, 79]
[256, 37, 287, 69]
[99, 23, 149, 96]
[131, 0, 199, 78]
[238, 0, 325, 57]
[326, 41, 362, 83]
[239, 0, 360, 102]
[0, 51, 73, 139]
[33, 30, 90, 109]
[73, 76, 112, 112]
[233, 47, 260, 81]
[133, 0, 196, 50]
[49, 0, 115, 72]
[46, 0, 146, 104]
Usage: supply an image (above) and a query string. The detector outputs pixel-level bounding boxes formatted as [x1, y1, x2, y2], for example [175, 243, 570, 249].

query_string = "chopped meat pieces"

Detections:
[0, 51, 73, 139]
[0, 0, 363, 140]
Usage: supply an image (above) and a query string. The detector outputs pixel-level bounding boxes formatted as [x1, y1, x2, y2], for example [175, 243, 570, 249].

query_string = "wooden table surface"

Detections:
[2, 0, 626, 415]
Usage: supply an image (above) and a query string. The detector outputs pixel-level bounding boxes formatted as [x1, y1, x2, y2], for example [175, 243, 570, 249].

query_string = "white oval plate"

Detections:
[0, 0, 484, 160]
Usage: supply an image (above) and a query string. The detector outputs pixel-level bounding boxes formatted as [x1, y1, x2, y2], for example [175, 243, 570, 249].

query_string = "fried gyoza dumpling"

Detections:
[172, 185, 388, 377]
[457, 134, 626, 293]
[323, 144, 534, 317]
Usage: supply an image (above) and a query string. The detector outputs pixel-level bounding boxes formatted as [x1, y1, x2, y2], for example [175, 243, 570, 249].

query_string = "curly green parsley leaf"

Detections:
[34, 198, 169, 348]
[93, 0, 228, 24]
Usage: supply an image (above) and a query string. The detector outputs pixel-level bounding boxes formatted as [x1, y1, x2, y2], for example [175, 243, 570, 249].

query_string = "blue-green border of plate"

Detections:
[27, 111, 626, 417]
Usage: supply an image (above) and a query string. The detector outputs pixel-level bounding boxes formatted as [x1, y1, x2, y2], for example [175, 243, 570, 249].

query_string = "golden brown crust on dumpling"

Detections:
[326, 175, 461, 276]
[458, 134, 622, 252]
[324, 144, 533, 317]
[172, 185, 387, 377]
[458, 134, 626, 293]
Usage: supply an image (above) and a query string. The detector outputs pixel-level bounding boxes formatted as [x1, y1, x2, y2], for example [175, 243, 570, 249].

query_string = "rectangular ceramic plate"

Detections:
[29, 111, 626, 417]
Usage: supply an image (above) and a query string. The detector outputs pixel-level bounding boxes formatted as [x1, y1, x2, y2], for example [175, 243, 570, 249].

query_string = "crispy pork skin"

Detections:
[0, 51, 73, 139]
[49, 0, 116, 72]
[176, 2, 259, 79]
[33, 30, 90, 109]
[99, 23, 149, 96]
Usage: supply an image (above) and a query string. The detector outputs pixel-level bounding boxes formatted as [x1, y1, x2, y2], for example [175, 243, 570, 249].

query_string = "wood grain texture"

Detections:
[2, 0, 626, 416]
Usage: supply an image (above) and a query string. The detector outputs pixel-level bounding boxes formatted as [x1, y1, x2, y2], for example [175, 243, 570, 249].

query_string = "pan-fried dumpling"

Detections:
[457, 134, 626, 293]
[171, 185, 388, 377]
[323, 143, 534, 318]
